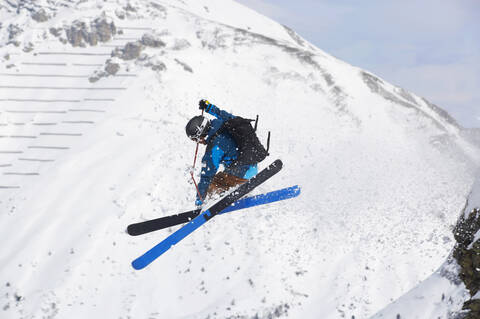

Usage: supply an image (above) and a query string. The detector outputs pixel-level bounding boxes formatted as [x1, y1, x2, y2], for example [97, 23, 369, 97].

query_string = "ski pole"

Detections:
[190, 108, 204, 201]
[190, 146, 203, 201]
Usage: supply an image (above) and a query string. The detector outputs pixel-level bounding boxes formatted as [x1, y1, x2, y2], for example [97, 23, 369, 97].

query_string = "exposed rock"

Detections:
[144, 59, 166, 72]
[422, 98, 460, 128]
[174, 59, 193, 73]
[23, 42, 34, 52]
[322, 72, 334, 86]
[31, 9, 49, 22]
[49, 27, 62, 37]
[125, 3, 137, 12]
[65, 17, 116, 47]
[88, 75, 100, 83]
[150, 2, 167, 12]
[453, 209, 480, 250]
[8, 24, 22, 40]
[141, 33, 165, 48]
[453, 207, 480, 319]
[115, 9, 126, 20]
[196, 28, 228, 50]
[111, 33, 166, 63]
[464, 299, 480, 319]
[89, 59, 121, 83]
[93, 17, 116, 42]
[282, 25, 306, 48]
[149, 2, 167, 18]
[65, 21, 87, 47]
[394, 87, 418, 105]
[7, 24, 22, 45]
[105, 60, 120, 75]
[112, 42, 144, 60]
[0, 2, 15, 13]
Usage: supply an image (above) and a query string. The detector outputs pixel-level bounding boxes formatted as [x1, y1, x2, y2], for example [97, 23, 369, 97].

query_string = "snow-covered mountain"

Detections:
[373, 177, 480, 319]
[463, 128, 480, 149]
[1, 0, 479, 318]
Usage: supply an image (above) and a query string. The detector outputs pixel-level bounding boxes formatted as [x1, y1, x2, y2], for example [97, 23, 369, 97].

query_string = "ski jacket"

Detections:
[197, 103, 258, 202]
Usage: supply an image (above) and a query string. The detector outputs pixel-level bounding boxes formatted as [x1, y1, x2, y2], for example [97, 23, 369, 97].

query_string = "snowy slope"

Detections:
[463, 128, 480, 150]
[371, 260, 468, 319]
[373, 173, 480, 319]
[465, 176, 480, 215]
[0, 1, 479, 318]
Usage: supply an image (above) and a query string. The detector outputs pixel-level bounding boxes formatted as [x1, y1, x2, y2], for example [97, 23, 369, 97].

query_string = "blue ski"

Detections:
[127, 185, 300, 236]
[131, 159, 283, 270]
[220, 185, 299, 214]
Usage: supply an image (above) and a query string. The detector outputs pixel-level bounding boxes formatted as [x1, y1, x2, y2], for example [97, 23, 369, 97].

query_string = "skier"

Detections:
[186, 100, 269, 206]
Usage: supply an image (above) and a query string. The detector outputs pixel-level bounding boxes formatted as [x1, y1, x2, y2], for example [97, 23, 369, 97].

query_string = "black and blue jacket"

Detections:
[197, 103, 258, 202]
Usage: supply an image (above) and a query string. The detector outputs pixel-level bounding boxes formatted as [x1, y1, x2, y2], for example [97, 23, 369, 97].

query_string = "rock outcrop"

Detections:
[111, 33, 165, 61]
[453, 180, 480, 318]
[89, 59, 121, 83]
[7, 24, 23, 46]
[112, 41, 144, 60]
[64, 16, 116, 47]
[31, 9, 49, 22]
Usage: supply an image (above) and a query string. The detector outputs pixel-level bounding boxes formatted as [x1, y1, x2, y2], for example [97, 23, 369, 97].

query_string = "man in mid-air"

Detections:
[185, 100, 268, 206]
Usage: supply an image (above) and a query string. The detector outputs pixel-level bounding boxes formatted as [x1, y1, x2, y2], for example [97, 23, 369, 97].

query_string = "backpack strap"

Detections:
[266, 131, 271, 154]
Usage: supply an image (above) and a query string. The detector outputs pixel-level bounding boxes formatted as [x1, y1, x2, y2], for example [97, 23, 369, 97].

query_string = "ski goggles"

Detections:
[190, 117, 209, 141]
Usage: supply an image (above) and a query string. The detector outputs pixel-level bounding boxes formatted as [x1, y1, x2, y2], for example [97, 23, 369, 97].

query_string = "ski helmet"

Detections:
[186, 115, 210, 141]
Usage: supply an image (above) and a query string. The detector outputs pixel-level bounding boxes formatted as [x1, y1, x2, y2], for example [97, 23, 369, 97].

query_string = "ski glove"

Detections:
[195, 198, 203, 207]
[199, 99, 210, 111]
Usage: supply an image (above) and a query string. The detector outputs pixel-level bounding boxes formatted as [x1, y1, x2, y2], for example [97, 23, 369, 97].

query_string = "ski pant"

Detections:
[207, 172, 247, 196]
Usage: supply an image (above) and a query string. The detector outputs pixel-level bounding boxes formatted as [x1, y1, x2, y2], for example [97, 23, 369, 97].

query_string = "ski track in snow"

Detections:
[0, 0, 479, 318]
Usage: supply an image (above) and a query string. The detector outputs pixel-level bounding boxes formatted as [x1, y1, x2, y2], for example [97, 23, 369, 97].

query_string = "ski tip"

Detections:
[132, 258, 147, 270]
[273, 159, 283, 168]
[265, 159, 282, 172]
[291, 185, 301, 196]
[126, 225, 140, 236]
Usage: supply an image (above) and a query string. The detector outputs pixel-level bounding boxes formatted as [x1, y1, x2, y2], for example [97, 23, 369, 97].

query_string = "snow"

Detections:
[474, 290, 480, 300]
[0, 0, 479, 318]
[372, 259, 468, 319]
[157, 0, 296, 44]
[465, 174, 480, 216]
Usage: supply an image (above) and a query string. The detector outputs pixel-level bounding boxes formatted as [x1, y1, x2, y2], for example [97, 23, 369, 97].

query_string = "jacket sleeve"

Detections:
[197, 144, 225, 200]
[204, 103, 235, 121]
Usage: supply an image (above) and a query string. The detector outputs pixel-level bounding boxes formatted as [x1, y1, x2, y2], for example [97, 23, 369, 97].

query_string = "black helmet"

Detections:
[186, 115, 210, 140]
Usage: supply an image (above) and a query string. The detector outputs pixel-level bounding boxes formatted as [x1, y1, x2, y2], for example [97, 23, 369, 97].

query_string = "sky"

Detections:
[236, 0, 480, 128]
